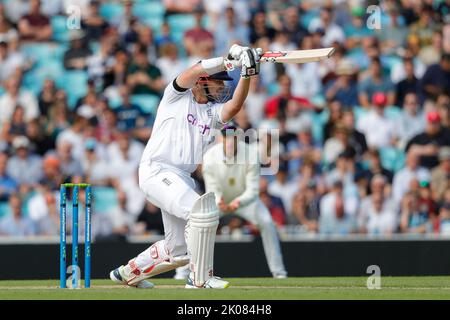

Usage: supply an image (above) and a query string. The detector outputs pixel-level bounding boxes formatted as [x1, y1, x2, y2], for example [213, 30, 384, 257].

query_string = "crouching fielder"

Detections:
[110, 44, 261, 289]
[204, 126, 287, 278]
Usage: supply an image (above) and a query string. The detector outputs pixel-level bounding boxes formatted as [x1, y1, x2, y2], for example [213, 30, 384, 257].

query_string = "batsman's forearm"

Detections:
[221, 77, 250, 123]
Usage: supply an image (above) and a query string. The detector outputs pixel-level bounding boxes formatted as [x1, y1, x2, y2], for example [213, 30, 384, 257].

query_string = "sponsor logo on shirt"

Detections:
[187, 113, 211, 135]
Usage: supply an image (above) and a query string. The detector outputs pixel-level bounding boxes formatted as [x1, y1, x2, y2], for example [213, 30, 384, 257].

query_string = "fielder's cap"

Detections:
[12, 136, 30, 149]
[427, 110, 441, 123]
[209, 71, 233, 81]
[439, 147, 450, 161]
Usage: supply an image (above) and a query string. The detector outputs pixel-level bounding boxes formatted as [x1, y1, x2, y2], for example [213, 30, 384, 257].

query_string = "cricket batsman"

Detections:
[202, 125, 287, 278]
[109, 44, 261, 289]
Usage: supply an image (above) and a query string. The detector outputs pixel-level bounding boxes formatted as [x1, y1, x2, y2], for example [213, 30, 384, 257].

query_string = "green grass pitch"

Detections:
[1, 277, 450, 300]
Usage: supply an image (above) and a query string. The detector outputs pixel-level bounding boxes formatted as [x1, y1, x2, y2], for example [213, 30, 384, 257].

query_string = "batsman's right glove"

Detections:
[239, 48, 262, 79]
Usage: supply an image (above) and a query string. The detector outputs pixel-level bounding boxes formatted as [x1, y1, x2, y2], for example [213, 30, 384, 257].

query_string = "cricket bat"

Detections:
[259, 47, 335, 64]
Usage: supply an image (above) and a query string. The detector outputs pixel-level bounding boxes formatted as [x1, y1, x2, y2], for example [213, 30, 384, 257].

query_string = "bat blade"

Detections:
[260, 47, 335, 64]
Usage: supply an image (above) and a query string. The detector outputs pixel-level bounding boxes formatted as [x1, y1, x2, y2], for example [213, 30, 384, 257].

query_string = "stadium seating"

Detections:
[99, 2, 124, 23]
[130, 94, 160, 114]
[51, 15, 70, 42]
[56, 71, 89, 109]
[93, 187, 119, 214]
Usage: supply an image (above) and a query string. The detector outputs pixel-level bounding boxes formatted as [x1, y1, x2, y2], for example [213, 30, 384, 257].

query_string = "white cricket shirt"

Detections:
[140, 81, 226, 173]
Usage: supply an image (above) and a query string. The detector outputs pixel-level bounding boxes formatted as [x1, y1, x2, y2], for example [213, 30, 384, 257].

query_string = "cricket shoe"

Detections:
[110, 266, 154, 289]
[185, 276, 230, 289]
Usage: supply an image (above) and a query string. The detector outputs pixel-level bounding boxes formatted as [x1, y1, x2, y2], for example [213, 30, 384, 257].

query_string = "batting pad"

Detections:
[187, 192, 219, 287]
[127, 241, 189, 285]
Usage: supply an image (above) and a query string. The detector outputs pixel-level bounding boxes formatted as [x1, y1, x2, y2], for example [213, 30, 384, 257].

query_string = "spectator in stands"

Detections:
[260, 177, 286, 227]
[44, 92, 71, 140]
[358, 58, 395, 108]
[55, 141, 83, 178]
[285, 44, 321, 99]
[38, 79, 56, 119]
[393, 150, 430, 207]
[323, 100, 343, 141]
[56, 114, 89, 162]
[87, 36, 115, 88]
[114, 86, 144, 131]
[113, 0, 137, 38]
[249, 10, 276, 44]
[431, 147, 450, 202]
[0, 152, 18, 202]
[156, 42, 185, 85]
[325, 59, 359, 108]
[17, 0, 52, 42]
[286, 123, 322, 175]
[406, 110, 450, 169]
[7, 136, 42, 186]
[214, 6, 249, 56]
[63, 30, 92, 70]
[80, 0, 109, 42]
[108, 131, 144, 188]
[38, 154, 63, 191]
[265, 74, 311, 119]
[395, 57, 421, 107]
[395, 92, 425, 149]
[0, 76, 39, 125]
[436, 94, 450, 130]
[33, 187, 59, 236]
[420, 53, 450, 103]
[268, 164, 297, 219]
[319, 180, 356, 235]
[283, 6, 309, 45]
[0, 3, 16, 43]
[135, 26, 157, 63]
[325, 150, 359, 200]
[323, 122, 349, 165]
[81, 138, 110, 186]
[308, 6, 345, 47]
[27, 119, 54, 156]
[0, 39, 25, 82]
[341, 109, 368, 158]
[357, 92, 397, 149]
[361, 191, 397, 236]
[437, 201, 450, 235]
[163, 0, 201, 15]
[358, 175, 397, 235]
[126, 44, 164, 96]
[291, 183, 320, 233]
[0, 193, 35, 236]
[103, 48, 129, 89]
[362, 149, 394, 187]
[1, 105, 27, 144]
[134, 202, 164, 235]
[400, 190, 430, 234]
[183, 6, 214, 57]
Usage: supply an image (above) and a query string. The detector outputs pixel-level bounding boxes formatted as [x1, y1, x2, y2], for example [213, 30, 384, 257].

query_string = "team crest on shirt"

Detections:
[228, 178, 235, 186]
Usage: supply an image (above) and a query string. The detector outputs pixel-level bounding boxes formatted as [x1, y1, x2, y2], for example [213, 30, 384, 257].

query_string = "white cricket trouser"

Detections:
[133, 163, 200, 269]
[233, 199, 287, 276]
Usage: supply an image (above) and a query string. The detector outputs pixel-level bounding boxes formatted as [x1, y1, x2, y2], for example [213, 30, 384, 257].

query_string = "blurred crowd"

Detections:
[0, 0, 449, 240]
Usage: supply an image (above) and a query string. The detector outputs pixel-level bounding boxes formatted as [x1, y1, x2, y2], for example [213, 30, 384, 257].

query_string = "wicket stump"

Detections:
[60, 183, 92, 288]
